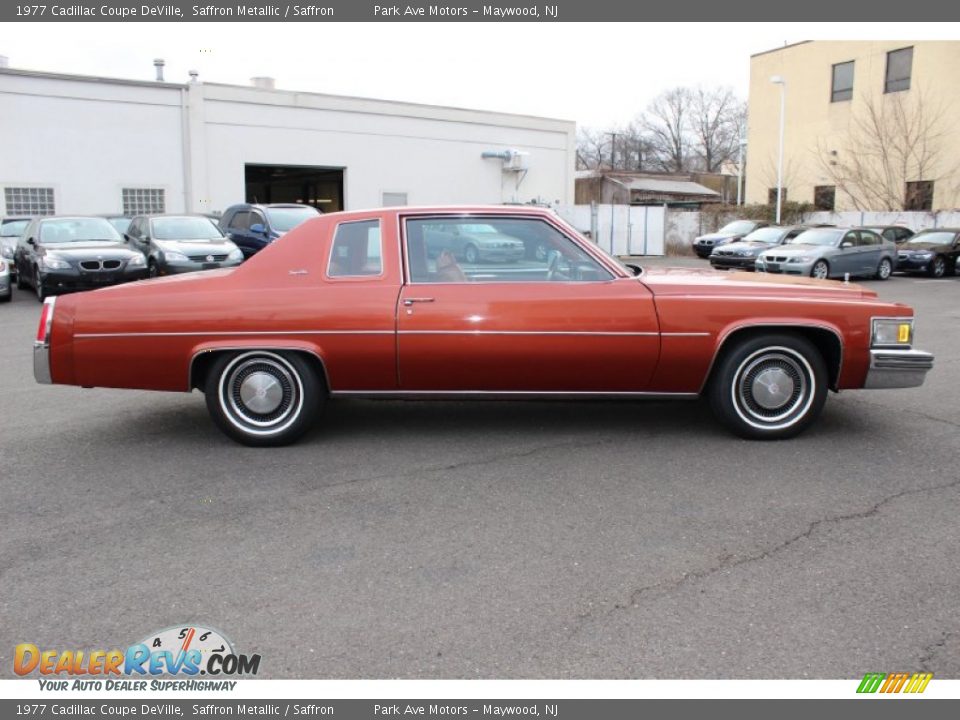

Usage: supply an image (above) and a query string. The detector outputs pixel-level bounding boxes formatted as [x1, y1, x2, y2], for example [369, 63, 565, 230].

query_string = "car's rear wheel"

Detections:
[204, 350, 324, 446]
[811, 260, 830, 280]
[930, 255, 946, 278]
[876, 257, 893, 280]
[148, 259, 159, 278]
[709, 333, 828, 440]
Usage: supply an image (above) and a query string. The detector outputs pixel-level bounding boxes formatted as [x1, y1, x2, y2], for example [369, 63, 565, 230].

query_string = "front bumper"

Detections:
[710, 255, 757, 270]
[896, 255, 931, 271]
[33, 341, 51, 383]
[755, 258, 815, 276]
[693, 243, 716, 258]
[39, 266, 148, 292]
[478, 247, 525, 263]
[158, 258, 243, 275]
[864, 348, 934, 389]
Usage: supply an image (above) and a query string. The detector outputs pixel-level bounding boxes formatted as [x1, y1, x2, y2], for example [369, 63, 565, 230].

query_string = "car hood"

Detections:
[42, 242, 140, 259]
[155, 239, 236, 254]
[757, 243, 828, 257]
[466, 233, 523, 245]
[638, 266, 876, 299]
[898, 242, 943, 252]
[695, 232, 740, 242]
[714, 241, 774, 254]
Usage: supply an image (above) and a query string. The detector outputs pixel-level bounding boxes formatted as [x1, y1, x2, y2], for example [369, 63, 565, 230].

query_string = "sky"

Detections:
[2, 22, 957, 128]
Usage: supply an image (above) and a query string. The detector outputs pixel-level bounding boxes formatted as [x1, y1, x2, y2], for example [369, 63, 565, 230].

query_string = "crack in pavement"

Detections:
[563, 474, 960, 642]
[919, 631, 953, 673]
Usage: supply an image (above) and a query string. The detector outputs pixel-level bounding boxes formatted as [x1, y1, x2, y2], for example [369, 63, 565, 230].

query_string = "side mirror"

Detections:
[840, 241, 853, 249]
[26, 237, 35, 246]
[250, 223, 266, 235]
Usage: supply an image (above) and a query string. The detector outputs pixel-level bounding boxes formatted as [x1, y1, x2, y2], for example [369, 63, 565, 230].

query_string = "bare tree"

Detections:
[816, 87, 959, 210]
[640, 87, 692, 172]
[688, 87, 744, 173]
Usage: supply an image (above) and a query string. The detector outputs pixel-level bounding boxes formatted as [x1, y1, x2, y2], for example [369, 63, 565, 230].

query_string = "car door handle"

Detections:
[403, 297, 435, 306]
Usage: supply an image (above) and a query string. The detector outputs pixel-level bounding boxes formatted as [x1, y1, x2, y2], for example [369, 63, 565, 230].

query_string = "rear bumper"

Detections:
[33, 342, 52, 384]
[864, 348, 934, 389]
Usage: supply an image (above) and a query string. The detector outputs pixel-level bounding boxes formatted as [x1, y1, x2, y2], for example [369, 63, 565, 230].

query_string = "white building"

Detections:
[0, 64, 575, 218]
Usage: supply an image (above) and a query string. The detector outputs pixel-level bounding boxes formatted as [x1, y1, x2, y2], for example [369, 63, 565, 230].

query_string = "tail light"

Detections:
[36, 297, 56, 345]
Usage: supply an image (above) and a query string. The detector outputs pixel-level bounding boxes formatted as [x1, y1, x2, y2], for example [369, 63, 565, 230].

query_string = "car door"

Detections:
[856, 230, 883, 275]
[949, 233, 960, 267]
[396, 215, 661, 392]
[832, 230, 862, 276]
[225, 210, 254, 257]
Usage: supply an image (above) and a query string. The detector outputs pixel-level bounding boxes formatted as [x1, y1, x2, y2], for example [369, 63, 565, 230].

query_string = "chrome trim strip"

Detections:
[75, 330, 395, 338]
[187, 346, 332, 393]
[864, 348, 934, 389]
[663, 294, 882, 306]
[397, 330, 660, 336]
[697, 322, 845, 394]
[331, 390, 699, 400]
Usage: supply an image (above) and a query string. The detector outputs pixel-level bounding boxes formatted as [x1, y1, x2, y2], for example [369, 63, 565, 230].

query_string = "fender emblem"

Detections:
[288, 269, 309, 275]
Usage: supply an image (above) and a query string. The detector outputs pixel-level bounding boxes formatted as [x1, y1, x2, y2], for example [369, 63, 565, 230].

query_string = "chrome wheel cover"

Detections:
[732, 347, 815, 431]
[812, 261, 828, 279]
[218, 352, 304, 436]
[879, 259, 891, 279]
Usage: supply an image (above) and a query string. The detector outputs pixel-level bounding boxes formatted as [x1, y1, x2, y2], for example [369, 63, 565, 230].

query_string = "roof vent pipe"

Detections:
[250, 76, 276, 90]
[153, 58, 165, 82]
[188, 70, 199, 83]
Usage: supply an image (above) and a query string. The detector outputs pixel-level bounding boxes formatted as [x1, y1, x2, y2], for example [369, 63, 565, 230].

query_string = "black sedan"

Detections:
[692, 220, 767, 258]
[14, 216, 148, 301]
[895, 228, 960, 278]
[709, 225, 811, 271]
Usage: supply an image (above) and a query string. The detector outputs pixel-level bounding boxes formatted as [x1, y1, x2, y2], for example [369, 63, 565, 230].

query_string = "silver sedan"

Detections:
[755, 227, 896, 280]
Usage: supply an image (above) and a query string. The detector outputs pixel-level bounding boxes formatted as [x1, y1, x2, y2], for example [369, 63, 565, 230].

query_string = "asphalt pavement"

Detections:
[1, 259, 958, 678]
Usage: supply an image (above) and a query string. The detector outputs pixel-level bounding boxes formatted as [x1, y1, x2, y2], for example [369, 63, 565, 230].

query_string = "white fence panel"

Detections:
[556, 204, 666, 256]
[802, 210, 960, 231]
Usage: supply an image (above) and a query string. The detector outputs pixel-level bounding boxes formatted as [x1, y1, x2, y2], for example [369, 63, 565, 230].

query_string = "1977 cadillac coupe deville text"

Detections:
[34, 206, 934, 446]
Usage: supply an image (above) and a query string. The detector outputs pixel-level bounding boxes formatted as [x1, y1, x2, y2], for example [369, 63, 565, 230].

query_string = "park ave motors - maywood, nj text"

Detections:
[24, 5, 335, 17]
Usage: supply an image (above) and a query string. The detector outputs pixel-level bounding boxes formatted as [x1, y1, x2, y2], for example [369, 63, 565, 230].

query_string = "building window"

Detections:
[4, 187, 55, 216]
[382, 192, 408, 207]
[831, 61, 854, 102]
[768, 187, 787, 205]
[904, 180, 933, 211]
[814, 186, 836, 211]
[885, 47, 913, 93]
[122, 188, 165, 216]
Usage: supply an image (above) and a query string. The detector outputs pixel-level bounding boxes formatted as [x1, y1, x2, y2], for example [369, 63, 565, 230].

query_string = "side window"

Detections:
[228, 211, 250, 230]
[858, 231, 880, 246]
[250, 212, 266, 231]
[19, 221, 37, 247]
[842, 232, 859, 247]
[785, 229, 803, 240]
[126, 219, 140, 239]
[404, 216, 613, 284]
[898, 229, 914, 243]
[328, 220, 382, 277]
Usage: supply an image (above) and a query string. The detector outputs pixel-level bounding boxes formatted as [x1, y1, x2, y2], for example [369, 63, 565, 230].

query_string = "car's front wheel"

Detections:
[464, 244, 479, 264]
[709, 333, 828, 440]
[876, 257, 893, 280]
[204, 350, 325, 446]
[930, 255, 946, 278]
[810, 260, 830, 280]
[34, 268, 46, 302]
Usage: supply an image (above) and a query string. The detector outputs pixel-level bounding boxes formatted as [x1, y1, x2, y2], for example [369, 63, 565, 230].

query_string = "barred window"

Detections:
[122, 188, 166, 216]
[814, 185, 836, 211]
[4, 187, 55, 216]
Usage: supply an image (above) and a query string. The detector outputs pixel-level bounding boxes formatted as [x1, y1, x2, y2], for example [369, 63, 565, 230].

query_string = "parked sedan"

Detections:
[756, 227, 896, 280]
[14, 216, 147, 301]
[894, 228, 960, 278]
[33, 206, 932, 447]
[219, 203, 320, 258]
[126, 215, 244, 277]
[423, 222, 525, 263]
[1, 217, 32, 282]
[0, 257, 10, 302]
[709, 225, 811, 271]
[693, 220, 767, 258]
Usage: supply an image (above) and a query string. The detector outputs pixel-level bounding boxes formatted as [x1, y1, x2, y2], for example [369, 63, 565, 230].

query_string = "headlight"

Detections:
[872, 318, 914, 348]
[164, 250, 189, 262]
[40, 255, 70, 270]
[788, 256, 815, 263]
[0, 246, 12, 259]
[913, 252, 933, 259]
[127, 254, 146, 267]
[227, 248, 243, 261]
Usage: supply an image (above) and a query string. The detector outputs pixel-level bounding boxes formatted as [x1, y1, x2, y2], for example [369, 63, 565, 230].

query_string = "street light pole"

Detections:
[770, 75, 786, 224]
[736, 136, 746, 206]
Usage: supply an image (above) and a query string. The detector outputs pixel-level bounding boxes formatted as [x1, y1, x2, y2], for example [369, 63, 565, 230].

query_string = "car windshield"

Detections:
[718, 220, 757, 235]
[1, 220, 29, 237]
[152, 216, 225, 241]
[39, 218, 122, 244]
[264, 206, 319, 232]
[787, 229, 842, 247]
[741, 227, 784, 243]
[906, 232, 955, 245]
[106, 217, 132, 234]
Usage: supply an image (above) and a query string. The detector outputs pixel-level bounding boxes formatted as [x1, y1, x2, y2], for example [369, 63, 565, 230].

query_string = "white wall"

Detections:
[801, 210, 960, 231]
[0, 72, 187, 215]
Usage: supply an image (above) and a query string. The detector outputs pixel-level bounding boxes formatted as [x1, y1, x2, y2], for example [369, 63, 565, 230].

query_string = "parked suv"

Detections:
[126, 215, 244, 277]
[219, 203, 320, 258]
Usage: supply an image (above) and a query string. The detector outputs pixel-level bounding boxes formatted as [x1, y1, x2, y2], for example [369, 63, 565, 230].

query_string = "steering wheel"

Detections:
[546, 251, 562, 281]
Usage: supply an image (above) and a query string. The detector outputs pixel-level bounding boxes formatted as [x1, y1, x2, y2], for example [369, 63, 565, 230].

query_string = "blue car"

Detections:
[218, 203, 320, 258]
